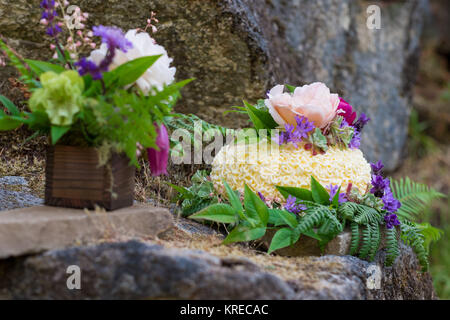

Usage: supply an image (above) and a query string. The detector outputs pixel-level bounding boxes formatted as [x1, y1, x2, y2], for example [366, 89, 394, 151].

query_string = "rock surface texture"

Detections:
[0, 205, 173, 259]
[0, 240, 436, 300]
[0, 176, 43, 211]
[0, 0, 428, 170]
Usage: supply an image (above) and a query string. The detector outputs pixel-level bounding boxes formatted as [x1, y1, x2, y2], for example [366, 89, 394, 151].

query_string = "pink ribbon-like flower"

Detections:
[147, 123, 169, 176]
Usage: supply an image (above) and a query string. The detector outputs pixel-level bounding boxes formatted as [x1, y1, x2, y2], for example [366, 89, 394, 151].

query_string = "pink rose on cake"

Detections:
[265, 82, 340, 128]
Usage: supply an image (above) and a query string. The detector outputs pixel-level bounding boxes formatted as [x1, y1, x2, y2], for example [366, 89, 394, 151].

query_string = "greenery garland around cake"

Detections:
[170, 83, 446, 271]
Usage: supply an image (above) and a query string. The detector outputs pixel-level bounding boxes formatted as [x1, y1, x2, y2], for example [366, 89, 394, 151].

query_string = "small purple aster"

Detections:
[370, 160, 384, 175]
[327, 184, 347, 204]
[349, 130, 361, 149]
[384, 214, 401, 229]
[276, 115, 314, 148]
[353, 113, 370, 132]
[284, 195, 307, 214]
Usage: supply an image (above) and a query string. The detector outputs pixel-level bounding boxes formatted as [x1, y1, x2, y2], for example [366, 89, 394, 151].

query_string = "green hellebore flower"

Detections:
[29, 70, 84, 126]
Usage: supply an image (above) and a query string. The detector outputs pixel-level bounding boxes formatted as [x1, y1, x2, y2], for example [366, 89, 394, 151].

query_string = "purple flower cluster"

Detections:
[75, 25, 132, 80]
[327, 184, 347, 204]
[284, 195, 307, 214]
[40, 0, 61, 37]
[369, 160, 402, 229]
[277, 115, 315, 147]
[384, 214, 400, 229]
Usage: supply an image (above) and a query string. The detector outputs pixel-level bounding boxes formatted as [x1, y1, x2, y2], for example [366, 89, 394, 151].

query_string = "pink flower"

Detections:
[337, 98, 357, 125]
[147, 124, 169, 176]
[265, 83, 340, 128]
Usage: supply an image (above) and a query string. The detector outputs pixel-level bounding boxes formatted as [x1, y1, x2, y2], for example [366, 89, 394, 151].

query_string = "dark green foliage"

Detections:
[359, 224, 372, 259]
[385, 227, 400, 267]
[350, 222, 360, 255]
[369, 222, 381, 261]
[170, 170, 218, 216]
[391, 177, 445, 221]
[401, 221, 429, 271]
[180, 173, 437, 271]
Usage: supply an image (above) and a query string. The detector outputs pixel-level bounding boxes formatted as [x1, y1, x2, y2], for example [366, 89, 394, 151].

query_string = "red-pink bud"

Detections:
[147, 123, 169, 176]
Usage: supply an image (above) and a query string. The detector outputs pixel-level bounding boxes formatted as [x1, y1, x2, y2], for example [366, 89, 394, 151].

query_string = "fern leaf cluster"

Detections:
[391, 177, 445, 221]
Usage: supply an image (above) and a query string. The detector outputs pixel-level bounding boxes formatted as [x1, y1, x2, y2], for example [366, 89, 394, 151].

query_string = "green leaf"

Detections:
[223, 180, 244, 214]
[106, 55, 162, 89]
[331, 186, 341, 207]
[268, 209, 297, 227]
[285, 84, 296, 93]
[244, 184, 269, 226]
[50, 125, 70, 144]
[189, 203, 237, 224]
[0, 94, 20, 116]
[276, 209, 298, 228]
[0, 113, 22, 130]
[302, 229, 322, 241]
[268, 228, 300, 254]
[166, 182, 192, 198]
[24, 59, 65, 76]
[223, 225, 266, 244]
[310, 176, 331, 205]
[276, 185, 313, 202]
[243, 100, 278, 130]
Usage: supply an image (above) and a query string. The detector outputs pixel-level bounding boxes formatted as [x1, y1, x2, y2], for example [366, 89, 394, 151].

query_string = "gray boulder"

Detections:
[0, 0, 428, 169]
[0, 240, 436, 299]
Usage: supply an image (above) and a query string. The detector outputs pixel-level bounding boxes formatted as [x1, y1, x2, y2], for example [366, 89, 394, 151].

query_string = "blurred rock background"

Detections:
[0, 0, 448, 298]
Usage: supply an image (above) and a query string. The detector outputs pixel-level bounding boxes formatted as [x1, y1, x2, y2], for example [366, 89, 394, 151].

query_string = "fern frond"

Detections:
[296, 206, 328, 234]
[350, 222, 360, 255]
[401, 221, 429, 271]
[353, 204, 382, 225]
[385, 227, 400, 266]
[359, 224, 372, 259]
[391, 177, 446, 221]
[368, 221, 381, 261]
[337, 202, 359, 220]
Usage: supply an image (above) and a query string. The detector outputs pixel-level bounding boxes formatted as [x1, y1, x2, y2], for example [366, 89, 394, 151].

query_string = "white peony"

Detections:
[89, 29, 176, 94]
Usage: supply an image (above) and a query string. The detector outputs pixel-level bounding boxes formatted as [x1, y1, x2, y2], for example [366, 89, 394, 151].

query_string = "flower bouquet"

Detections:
[171, 83, 444, 271]
[0, 1, 191, 210]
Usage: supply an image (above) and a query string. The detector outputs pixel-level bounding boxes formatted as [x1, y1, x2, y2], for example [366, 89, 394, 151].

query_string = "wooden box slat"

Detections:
[45, 145, 135, 211]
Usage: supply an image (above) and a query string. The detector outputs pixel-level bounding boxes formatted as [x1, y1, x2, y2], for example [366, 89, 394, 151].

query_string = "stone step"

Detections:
[0, 205, 173, 259]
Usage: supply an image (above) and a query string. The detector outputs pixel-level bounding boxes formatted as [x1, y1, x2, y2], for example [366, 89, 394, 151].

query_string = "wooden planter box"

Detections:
[45, 145, 135, 211]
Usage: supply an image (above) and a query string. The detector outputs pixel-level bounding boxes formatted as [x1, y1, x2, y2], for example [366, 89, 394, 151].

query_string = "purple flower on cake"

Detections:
[349, 130, 361, 149]
[275, 115, 314, 148]
[284, 195, 307, 214]
[327, 184, 348, 204]
[353, 113, 370, 132]
[258, 191, 266, 202]
[384, 213, 400, 229]
[382, 186, 402, 213]
[370, 174, 389, 198]
[370, 160, 384, 175]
